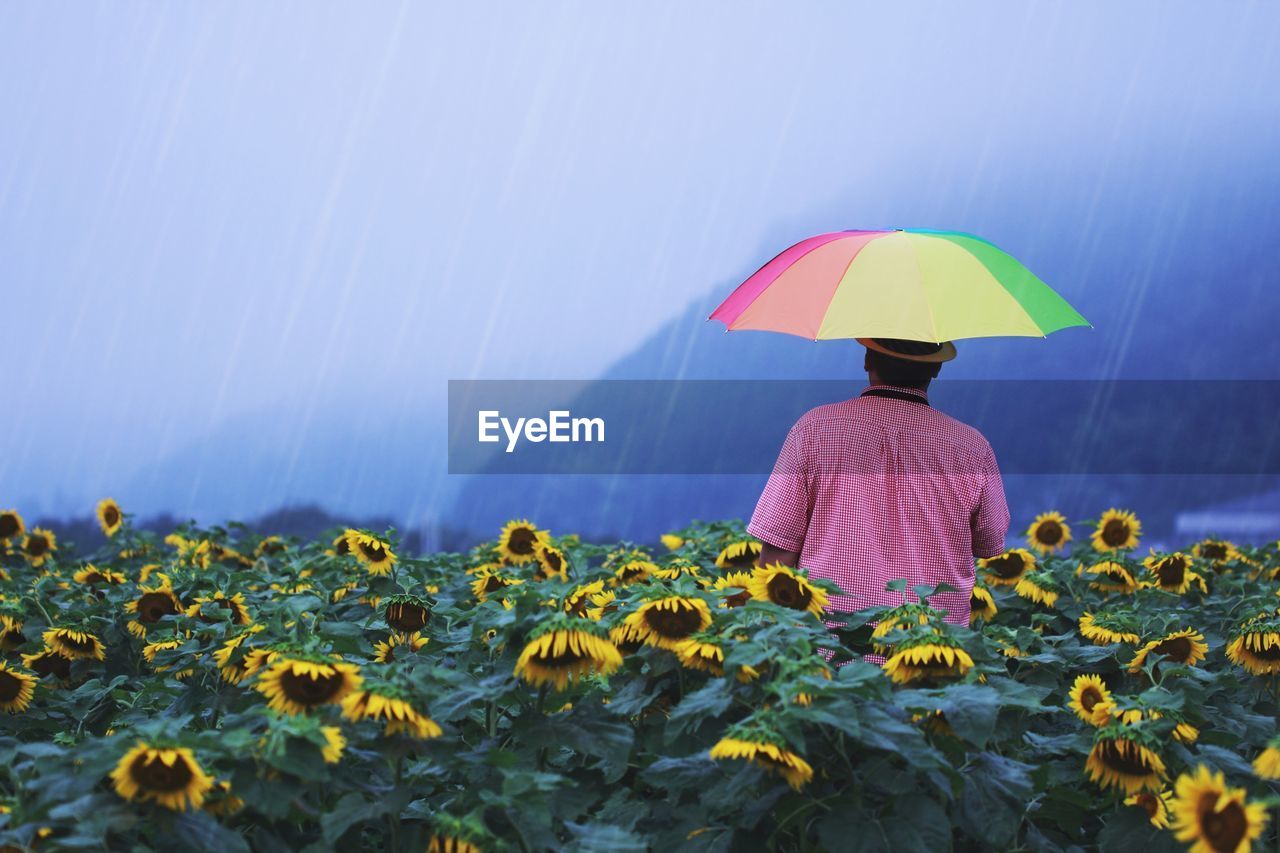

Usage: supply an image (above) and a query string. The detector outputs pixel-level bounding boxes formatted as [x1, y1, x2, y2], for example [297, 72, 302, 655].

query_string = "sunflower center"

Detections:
[508, 528, 537, 556]
[1201, 543, 1228, 561]
[541, 551, 563, 573]
[725, 589, 751, 607]
[1081, 687, 1103, 712]
[1098, 740, 1156, 776]
[29, 653, 70, 679]
[725, 549, 758, 569]
[1199, 797, 1247, 852]
[1157, 558, 1185, 586]
[26, 536, 48, 557]
[534, 647, 588, 670]
[58, 633, 98, 654]
[0, 515, 18, 539]
[1132, 792, 1159, 820]
[0, 670, 24, 702]
[131, 753, 194, 792]
[103, 507, 120, 526]
[360, 541, 388, 562]
[1036, 521, 1063, 545]
[1101, 520, 1130, 547]
[767, 574, 812, 610]
[1246, 642, 1280, 662]
[138, 592, 178, 623]
[482, 575, 508, 594]
[387, 603, 429, 632]
[987, 554, 1025, 579]
[644, 604, 703, 638]
[619, 566, 645, 582]
[1152, 637, 1191, 663]
[280, 670, 346, 706]
[334, 538, 351, 556]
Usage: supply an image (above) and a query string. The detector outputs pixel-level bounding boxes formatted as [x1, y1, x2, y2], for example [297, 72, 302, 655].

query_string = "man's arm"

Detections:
[972, 442, 1011, 558]
[746, 420, 813, 567]
[758, 541, 802, 570]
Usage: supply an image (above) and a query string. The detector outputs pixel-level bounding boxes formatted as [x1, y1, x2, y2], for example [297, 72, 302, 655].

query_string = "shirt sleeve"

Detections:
[971, 440, 1011, 559]
[747, 419, 812, 553]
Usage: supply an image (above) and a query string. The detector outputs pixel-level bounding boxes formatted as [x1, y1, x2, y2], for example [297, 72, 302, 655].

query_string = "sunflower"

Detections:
[1192, 538, 1240, 568]
[747, 564, 828, 616]
[373, 632, 427, 663]
[1025, 511, 1072, 554]
[882, 635, 974, 685]
[584, 589, 617, 621]
[713, 572, 754, 608]
[1079, 612, 1140, 645]
[327, 533, 351, 557]
[255, 658, 363, 716]
[1253, 737, 1280, 780]
[673, 635, 761, 682]
[186, 591, 252, 626]
[1085, 729, 1167, 794]
[978, 549, 1036, 586]
[341, 685, 443, 739]
[611, 555, 657, 587]
[1125, 789, 1172, 829]
[96, 498, 124, 537]
[0, 509, 25, 544]
[564, 580, 605, 617]
[428, 837, 482, 853]
[1143, 552, 1194, 594]
[1170, 764, 1269, 853]
[1, 614, 25, 651]
[969, 585, 998, 624]
[42, 628, 105, 661]
[651, 558, 705, 583]
[870, 607, 937, 654]
[345, 531, 396, 575]
[1086, 560, 1139, 594]
[320, 725, 346, 763]
[513, 622, 622, 689]
[126, 584, 183, 637]
[1225, 625, 1280, 676]
[1068, 674, 1113, 725]
[709, 735, 813, 791]
[715, 539, 762, 570]
[622, 596, 714, 650]
[1092, 509, 1141, 551]
[22, 649, 70, 680]
[470, 568, 522, 602]
[384, 596, 431, 632]
[495, 519, 548, 565]
[203, 780, 244, 817]
[110, 741, 214, 811]
[72, 565, 127, 586]
[0, 661, 37, 713]
[1014, 570, 1061, 608]
[254, 535, 287, 558]
[1128, 629, 1208, 673]
[533, 544, 568, 580]
[21, 528, 57, 567]
[608, 621, 647, 655]
[660, 533, 684, 551]
[211, 626, 268, 684]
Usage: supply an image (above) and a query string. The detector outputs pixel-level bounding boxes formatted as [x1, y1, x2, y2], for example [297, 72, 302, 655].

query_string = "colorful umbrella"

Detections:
[710, 229, 1089, 342]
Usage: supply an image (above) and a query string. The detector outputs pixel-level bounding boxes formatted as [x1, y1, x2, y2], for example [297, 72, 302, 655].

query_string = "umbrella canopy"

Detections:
[710, 229, 1089, 343]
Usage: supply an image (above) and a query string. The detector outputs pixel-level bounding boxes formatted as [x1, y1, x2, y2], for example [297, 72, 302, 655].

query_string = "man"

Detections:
[747, 337, 1009, 634]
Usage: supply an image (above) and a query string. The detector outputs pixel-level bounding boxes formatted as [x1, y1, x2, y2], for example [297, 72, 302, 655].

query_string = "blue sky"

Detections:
[2, 2, 1278, 520]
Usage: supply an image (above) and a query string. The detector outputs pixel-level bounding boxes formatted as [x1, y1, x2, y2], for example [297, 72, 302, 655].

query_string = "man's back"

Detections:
[747, 384, 1009, 625]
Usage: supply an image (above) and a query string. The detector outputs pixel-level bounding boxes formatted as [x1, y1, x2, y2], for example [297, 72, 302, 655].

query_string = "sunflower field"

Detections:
[1, 502, 1279, 852]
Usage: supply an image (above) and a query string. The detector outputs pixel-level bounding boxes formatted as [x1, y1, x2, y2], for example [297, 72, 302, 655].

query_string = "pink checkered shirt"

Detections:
[747, 384, 1009, 628]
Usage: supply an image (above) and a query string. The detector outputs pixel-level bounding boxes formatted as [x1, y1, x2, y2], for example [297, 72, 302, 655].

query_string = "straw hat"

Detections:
[857, 337, 957, 363]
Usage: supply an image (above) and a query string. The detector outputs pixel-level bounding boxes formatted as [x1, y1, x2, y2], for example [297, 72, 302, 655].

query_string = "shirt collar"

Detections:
[861, 383, 930, 401]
